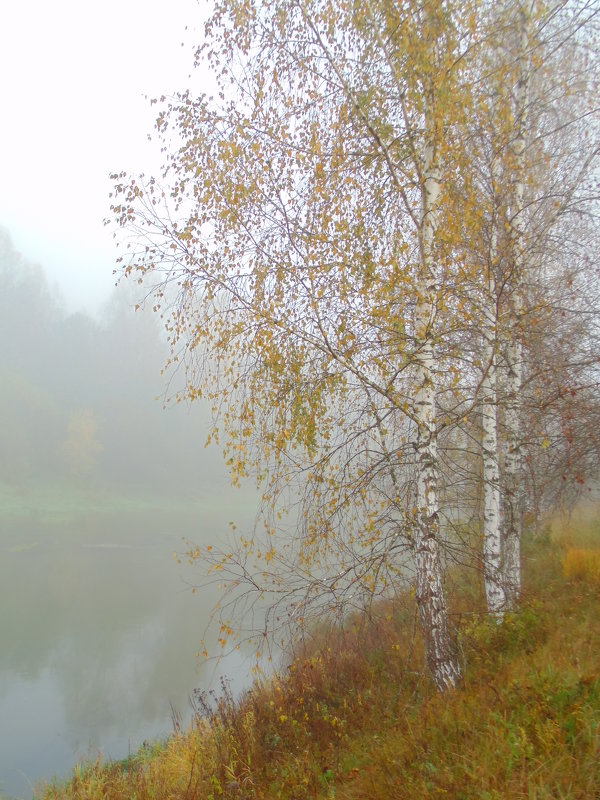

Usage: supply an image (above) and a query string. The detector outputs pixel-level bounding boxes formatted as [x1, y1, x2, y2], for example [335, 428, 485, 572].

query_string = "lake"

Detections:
[0, 494, 257, 799]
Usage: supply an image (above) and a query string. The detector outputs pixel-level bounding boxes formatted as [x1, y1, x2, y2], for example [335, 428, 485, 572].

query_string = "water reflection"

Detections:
[0, 508, 255, 800]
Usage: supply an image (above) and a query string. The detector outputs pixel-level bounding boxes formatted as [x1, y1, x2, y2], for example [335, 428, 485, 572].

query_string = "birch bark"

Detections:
[503, 0, 533, 607]
[482, 154, 506, 617]
[413, 93, 461, 691]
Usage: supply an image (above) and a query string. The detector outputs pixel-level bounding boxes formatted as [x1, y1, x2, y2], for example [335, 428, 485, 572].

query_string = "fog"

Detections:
[0, 231, 258, 799]
[0, 230, 230, 498]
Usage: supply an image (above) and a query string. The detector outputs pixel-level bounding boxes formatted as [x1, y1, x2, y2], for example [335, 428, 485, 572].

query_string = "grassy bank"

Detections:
[39, 515, 600, 800]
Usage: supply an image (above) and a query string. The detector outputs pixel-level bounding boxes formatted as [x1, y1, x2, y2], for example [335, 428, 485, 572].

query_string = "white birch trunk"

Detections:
[503, 337, 523, 606]
[482, 160, 506, 616]
[503, 0, 533, 608]
[413, 102, 461, 692]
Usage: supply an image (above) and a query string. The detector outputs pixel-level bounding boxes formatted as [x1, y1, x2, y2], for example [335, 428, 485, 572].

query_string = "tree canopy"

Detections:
[110, 0, 600, 690]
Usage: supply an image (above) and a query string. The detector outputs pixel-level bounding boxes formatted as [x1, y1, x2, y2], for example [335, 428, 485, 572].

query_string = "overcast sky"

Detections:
[0, 0, 210, 313]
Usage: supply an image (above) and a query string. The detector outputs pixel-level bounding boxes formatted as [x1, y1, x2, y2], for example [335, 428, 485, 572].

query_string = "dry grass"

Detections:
[563, 548, 600, 583]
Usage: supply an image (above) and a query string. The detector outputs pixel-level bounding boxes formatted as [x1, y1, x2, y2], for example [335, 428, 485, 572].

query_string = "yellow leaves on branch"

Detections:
[106, 0, 600, 680]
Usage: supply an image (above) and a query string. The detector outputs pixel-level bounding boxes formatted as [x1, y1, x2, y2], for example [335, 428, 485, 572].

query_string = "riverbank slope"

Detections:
[39, 514, 600, 799]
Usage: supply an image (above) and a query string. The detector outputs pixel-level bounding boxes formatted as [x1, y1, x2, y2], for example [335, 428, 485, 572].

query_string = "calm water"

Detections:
[0, 504, 255, 799]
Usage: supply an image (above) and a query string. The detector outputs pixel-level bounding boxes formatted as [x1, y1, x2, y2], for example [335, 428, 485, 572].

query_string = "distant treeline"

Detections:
[0, 230, 223, 496]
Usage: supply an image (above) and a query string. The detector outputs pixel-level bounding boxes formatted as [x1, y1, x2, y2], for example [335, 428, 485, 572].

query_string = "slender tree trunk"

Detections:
[503, 0, 533, 608]
[483, 346, 505, 616]
[482, 162, 506, 616]
[413, 96, 461, 692]
[503, 338, 523, 606]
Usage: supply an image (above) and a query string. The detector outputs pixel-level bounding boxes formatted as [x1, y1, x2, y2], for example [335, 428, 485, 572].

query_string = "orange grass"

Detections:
[563, 548, 600, 583]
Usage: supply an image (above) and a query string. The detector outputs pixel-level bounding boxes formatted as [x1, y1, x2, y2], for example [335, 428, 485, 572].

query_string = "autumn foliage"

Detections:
[109, 0, 600, 688]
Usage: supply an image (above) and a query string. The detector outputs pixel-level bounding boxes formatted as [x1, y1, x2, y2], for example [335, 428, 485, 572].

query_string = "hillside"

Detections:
[39, 514, 600, 800]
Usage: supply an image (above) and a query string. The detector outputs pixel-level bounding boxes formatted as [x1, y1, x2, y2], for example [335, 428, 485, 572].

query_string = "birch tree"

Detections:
[497, 0, 600, 604]
[109, 0, 598, 684]
[481, 151, 507, 616]
[498, 0, 534, 606]
[456, 0, 600, 613]
[110, 0, 485, 690]
[411, 13, 462, 688]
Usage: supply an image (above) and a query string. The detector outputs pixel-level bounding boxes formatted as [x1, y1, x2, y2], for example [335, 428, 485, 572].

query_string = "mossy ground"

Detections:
[39, 513, 600, 800]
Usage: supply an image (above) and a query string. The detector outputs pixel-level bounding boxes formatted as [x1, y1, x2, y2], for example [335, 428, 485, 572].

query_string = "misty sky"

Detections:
[0, 0, 211, 314]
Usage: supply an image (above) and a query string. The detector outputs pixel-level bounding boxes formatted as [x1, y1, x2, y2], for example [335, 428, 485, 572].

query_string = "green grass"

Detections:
[37, 515, 600, 800]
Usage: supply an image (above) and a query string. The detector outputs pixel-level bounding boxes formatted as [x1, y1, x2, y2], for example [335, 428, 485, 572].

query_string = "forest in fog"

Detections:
[0, 229, 226, 500]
